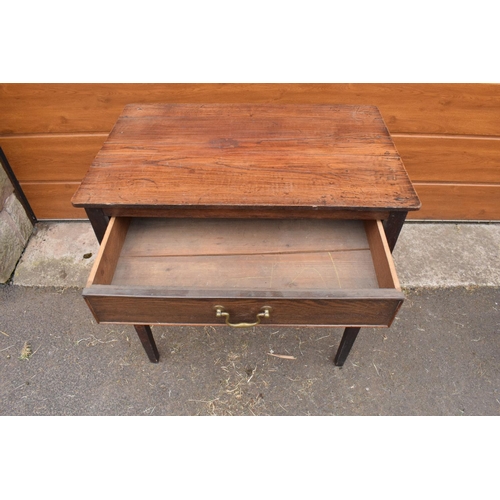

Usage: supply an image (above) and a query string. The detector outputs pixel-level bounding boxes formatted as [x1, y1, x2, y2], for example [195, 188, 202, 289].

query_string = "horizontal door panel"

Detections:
[0, 135, 106, 182]
[2, 83, 499, 136]
[395, 136, 500, 183]
[21, 182, 85, 219]
[407, 184, 500, 220]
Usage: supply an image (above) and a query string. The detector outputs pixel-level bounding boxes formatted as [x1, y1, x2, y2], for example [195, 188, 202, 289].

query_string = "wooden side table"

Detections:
[72, 104, 420, 366]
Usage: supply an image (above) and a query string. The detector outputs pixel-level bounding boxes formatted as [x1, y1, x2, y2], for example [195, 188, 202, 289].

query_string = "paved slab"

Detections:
[394, 222, 500, 287]
[12, 221, 99, 288]
[10, 221, 500, 288]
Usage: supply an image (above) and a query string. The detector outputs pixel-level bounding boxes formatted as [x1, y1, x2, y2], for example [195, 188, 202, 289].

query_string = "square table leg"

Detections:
[334, 327, 360, 366]
[134, 325, 160, 363]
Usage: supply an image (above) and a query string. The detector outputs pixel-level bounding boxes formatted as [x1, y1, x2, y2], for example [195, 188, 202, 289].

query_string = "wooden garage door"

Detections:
[1, 83, 499, 220]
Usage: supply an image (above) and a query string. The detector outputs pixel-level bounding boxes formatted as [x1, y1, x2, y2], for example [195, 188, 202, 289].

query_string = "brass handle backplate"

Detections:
[214, 305, 272, 328]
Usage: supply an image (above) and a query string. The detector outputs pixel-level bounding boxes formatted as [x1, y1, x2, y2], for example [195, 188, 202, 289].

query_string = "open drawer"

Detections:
[83, 217, 404, 328]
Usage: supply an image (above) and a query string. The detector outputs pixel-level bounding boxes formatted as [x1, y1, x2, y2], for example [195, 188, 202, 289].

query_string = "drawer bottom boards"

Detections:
[83, 217, 404, 327]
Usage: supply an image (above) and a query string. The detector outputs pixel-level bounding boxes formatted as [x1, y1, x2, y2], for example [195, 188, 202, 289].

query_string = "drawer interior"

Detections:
[88, 217, 400, 293]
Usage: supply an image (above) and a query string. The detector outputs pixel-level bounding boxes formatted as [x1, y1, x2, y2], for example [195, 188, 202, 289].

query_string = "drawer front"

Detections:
[83, 287, 404, 327]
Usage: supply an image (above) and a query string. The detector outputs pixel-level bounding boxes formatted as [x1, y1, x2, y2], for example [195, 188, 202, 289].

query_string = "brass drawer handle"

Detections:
[214, 305, 272, 328]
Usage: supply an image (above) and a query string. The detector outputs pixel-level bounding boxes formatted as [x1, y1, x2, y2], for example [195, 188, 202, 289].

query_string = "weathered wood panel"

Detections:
[71, 104, 420, 214]
[111, 218, 379, 290]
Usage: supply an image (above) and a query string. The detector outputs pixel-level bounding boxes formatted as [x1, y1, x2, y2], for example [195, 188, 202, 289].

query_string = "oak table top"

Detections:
[71, 104, 420, 217]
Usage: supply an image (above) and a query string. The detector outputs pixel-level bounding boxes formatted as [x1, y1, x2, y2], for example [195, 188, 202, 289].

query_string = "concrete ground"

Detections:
[1, 221, 499, 415]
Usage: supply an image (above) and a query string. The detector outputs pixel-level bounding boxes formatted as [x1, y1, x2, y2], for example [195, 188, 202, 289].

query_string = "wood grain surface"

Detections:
[109, 218, 379, 290]
[72, 104, 420, 214]
[83, 289, 404, 327]
[89, 217, 130, 286]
